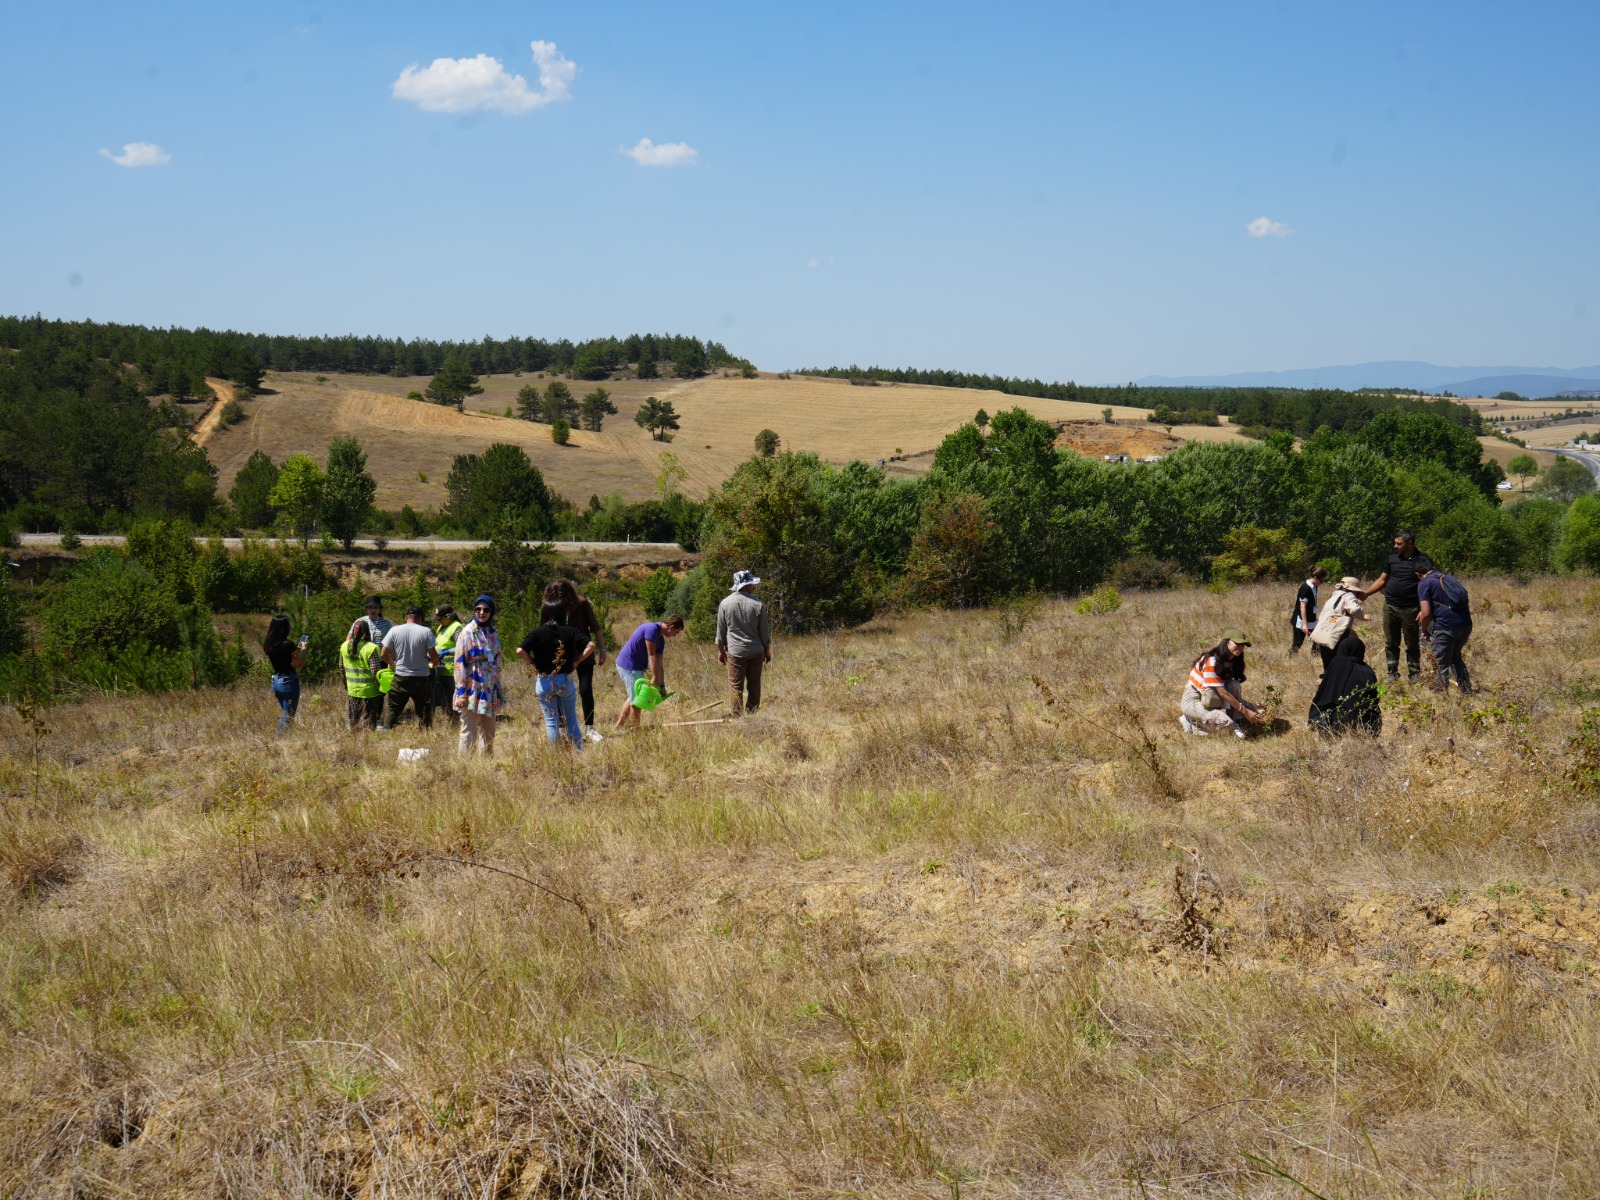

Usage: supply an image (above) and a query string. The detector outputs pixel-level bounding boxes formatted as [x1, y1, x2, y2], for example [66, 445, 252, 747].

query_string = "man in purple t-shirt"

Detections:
[614, 613, 685, 730]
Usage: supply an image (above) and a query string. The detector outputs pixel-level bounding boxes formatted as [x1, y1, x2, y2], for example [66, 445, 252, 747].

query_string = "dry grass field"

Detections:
[1476, 435, 1559, 475]
[202, 372, 1241, 509]
[1461, 397, 1600, 422]
[5, 581, 1600, 1196]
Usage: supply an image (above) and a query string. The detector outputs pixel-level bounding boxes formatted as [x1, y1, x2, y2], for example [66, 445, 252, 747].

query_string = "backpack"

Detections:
[1435, 572, 1470, 613]
[1310, 589, 1359, 649]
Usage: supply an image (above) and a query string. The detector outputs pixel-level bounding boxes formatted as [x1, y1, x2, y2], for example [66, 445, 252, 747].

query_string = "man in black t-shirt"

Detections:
[1361, 531, 1433, 681]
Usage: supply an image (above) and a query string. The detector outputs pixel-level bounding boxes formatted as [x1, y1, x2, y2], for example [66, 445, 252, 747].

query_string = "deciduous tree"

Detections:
[323, 436, 377, 550]
[268, 454, 326, 545]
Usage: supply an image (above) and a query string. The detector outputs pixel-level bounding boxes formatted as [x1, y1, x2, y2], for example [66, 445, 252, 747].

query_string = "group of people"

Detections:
[263, 568, 775, 754]
[1181, 531, 1475, 740]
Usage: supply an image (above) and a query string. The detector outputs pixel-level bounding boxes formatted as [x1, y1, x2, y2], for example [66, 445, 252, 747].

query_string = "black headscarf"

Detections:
[1309, 636, 1381, 734]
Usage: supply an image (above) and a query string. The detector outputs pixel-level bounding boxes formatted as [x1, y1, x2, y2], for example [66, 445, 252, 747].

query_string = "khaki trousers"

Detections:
[727, 655, 765, 716]
[458, 708, 495, 755]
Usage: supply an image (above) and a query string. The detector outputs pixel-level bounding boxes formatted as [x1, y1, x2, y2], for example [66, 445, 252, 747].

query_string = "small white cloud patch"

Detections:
[392, 40, 575, 114]
[1246, 216, 1292, 238]
[99, 142, 171, 168]
[622, 138, 698, 167]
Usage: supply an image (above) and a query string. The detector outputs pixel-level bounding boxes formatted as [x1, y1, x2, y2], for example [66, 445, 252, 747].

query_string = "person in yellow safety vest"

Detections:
[341, 620, 384, 730]
[433, 603, 465, 725]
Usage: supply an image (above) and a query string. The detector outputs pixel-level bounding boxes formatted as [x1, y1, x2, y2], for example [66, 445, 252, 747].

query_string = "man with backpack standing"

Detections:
[1418, 564, 1474, 694]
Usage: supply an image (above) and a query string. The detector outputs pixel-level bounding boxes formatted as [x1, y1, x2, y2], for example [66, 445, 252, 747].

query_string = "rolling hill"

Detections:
[204, 371, 1240, 510]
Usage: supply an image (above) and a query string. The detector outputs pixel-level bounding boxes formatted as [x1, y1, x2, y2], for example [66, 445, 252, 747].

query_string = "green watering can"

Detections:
[377, 667, 395, 694]
[631, 678, 674, 711]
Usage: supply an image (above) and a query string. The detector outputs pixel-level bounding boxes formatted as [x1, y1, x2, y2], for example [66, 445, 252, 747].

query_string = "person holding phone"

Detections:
[263, 614, 307, 737]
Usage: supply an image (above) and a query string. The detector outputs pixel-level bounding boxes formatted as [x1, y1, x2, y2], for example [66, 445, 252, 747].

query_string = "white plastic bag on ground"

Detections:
[397, 747, 430, 764]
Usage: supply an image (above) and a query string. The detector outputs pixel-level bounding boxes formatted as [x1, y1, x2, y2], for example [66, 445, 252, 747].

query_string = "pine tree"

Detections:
[425, 356, 484, 405]
[543, 381, 578, 424]
[755, 429, 780, 457]
[229, 450, 280, 529]
[516, 383, 545, 422]
[634, 397, 681, 441]
[636, 349, 659, 379]
[580, 387, 618, 432]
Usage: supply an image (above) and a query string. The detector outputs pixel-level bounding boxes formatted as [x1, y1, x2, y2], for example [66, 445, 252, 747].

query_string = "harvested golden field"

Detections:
[203, 372, 1239, 508]
[1463, 397, 1600, 422]
[5, 580, 1600, 1196]
[1477, 435, 1558, 474]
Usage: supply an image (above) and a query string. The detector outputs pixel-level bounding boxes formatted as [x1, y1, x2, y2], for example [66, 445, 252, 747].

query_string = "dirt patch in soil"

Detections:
[1054, 421, 1186, 460]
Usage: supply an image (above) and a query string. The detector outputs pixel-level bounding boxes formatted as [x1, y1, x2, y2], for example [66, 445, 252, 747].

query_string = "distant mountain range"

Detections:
[1136, 362, 1600, 399]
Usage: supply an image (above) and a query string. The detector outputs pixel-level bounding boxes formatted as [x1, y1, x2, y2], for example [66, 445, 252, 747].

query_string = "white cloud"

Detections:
[1246, 216, 1292, 238]
[99, 142, 171, 168]
[392, 40, 575, 114]
[806, 258, 820, 269]
[622, 138, 698, 168]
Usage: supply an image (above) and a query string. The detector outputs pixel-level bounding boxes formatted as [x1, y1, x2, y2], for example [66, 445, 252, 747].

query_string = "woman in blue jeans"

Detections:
[516, 600, 596, 748]
[263, 614, 307, 736]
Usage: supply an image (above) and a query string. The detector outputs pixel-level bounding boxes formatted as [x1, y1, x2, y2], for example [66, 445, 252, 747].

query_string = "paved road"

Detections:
[17, 534, 687, 553]
[1547, 447, 1600, 479]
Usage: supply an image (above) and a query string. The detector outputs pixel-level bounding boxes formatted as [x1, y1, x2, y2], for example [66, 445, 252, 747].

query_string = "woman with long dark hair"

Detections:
[263, 614, 307, 736]
[517, 600, 596, 749]
[1179, 632, 1263, 738]
[543, 578, 607, 741]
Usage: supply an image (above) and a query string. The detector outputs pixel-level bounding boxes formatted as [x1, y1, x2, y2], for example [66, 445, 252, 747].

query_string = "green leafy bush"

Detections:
[637, 567, 677, 619]
[1209, 526, 1311, 587]
[1109, 554, 1184, 591]
[1074, 585, 1122, 616]
[46, 551, 182, 658]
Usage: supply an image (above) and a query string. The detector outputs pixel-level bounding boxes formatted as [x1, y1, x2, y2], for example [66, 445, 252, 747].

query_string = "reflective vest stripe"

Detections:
[341, 643, 380, 696]
[437, 621, 463, 673]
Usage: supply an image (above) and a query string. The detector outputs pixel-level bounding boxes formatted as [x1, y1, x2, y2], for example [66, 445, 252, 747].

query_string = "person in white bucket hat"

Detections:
[716, 569, 772, 716]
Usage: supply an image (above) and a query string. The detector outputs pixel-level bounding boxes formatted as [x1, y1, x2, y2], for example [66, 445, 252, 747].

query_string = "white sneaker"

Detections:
[1179, 715, 1208, 736]
[1234, 727, 1248, 739]
[584, 727, 604, 743]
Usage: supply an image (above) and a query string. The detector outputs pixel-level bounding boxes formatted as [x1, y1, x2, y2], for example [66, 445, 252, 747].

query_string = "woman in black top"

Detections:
[263, 614, 307, 736]
[543, 579, 607, 740]
[517, 601, 596, 749]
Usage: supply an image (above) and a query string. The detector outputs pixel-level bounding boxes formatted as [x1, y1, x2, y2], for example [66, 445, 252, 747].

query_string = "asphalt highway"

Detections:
[16, 535, 686, 553]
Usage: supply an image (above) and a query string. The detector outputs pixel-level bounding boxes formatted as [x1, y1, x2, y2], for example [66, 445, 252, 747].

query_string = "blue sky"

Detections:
[2, 1, 1596, 382]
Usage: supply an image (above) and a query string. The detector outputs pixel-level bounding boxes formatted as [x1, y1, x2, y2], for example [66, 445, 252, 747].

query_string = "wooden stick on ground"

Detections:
[683, 699, 724, 717]
[662, 718, 728, 728]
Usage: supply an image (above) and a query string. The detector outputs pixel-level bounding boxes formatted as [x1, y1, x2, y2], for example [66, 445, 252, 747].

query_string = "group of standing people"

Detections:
[1181, 531, 1476, 740]
[265, 568, 775, 753]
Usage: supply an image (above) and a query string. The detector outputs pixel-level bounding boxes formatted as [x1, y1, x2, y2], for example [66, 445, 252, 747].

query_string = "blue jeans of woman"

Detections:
[536, 672, 583, 747]
[271, 673, 301, 736]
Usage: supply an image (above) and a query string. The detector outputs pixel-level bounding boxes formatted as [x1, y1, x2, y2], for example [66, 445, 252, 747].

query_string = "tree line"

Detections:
[0, 315, 752, 401]
[664, 405, 1578, 638]
[799, 363, 1481, 438]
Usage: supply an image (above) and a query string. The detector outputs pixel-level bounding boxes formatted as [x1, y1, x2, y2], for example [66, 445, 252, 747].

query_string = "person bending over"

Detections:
[1179, 632, 1263, 739]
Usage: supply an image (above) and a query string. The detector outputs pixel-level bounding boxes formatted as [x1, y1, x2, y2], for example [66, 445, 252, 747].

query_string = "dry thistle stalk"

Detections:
[1172, 845, 1225, 956]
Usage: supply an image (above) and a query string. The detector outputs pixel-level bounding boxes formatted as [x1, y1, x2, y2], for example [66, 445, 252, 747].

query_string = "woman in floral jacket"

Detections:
[453, 594, 504, 755]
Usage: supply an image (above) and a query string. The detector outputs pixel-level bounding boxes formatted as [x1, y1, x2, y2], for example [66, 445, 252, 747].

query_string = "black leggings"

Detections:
[576, 657, 596, 726]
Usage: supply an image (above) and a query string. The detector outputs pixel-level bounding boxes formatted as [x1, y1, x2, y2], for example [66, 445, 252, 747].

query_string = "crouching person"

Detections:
[1180, 632, 1264, 739]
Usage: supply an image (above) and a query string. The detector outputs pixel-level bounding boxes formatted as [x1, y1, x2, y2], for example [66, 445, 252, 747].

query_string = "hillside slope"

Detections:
[204, 371, 1237, 509]
[4, 582, 1597, 1195]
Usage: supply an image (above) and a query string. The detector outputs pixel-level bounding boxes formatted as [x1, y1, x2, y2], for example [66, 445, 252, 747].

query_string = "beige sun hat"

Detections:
[1339, 576, 1361, 590]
